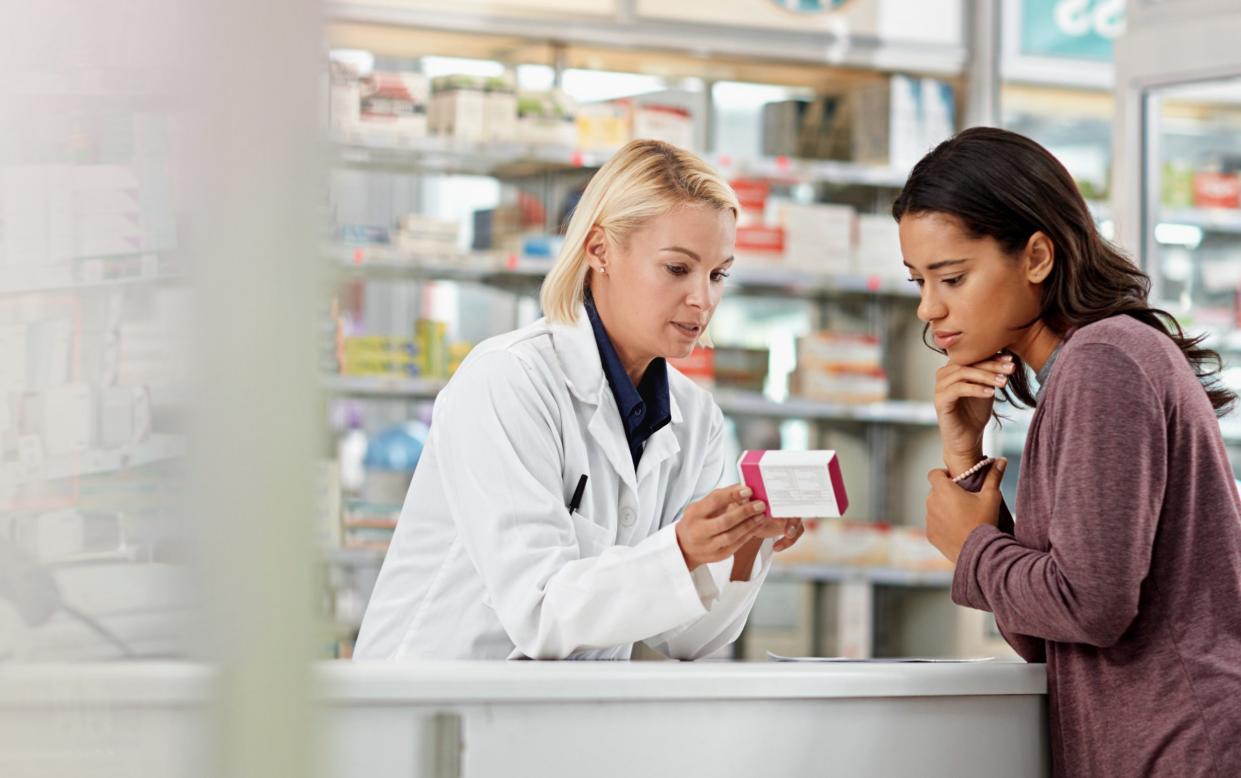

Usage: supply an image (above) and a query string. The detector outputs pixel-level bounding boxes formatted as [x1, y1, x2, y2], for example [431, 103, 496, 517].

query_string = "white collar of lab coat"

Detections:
[549, 306, 684, 426]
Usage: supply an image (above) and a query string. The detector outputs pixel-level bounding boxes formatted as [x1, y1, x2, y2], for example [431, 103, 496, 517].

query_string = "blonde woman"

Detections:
[354, 140, 805, 660]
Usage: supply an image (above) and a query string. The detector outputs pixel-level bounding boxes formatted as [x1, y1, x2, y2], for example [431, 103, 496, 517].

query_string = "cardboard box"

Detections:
[854, 213, 904, 278]
[761, 99, 809, 158]
[483, 75, 517, 142]
[736, 224, 785, 256]
[630, 103, 694, 150]
[514, 90, 577, 146]
[42, 385, 96, 455]
[668, 347, 715, 388]
[359, 71, 431, 138]
[798, 331, 882, 372]
[889, 525, 954, 572]
[791, 367, 889, 405]
[576, 102, 630, 151]
[429, 75, 486, 141]
[1193, 172, 1241, 210]
[849, 76, 956, 170]
[738, 449, 848, 518]
[712, 346, 768, 393]
[780, 202, 854, 273]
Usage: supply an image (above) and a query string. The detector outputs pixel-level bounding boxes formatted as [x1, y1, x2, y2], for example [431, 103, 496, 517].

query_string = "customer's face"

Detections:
[899, 212, 1048, 365]
[589, 204, 735, 363]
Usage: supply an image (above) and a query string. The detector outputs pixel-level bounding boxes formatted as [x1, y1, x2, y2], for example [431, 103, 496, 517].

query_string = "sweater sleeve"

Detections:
[951, 463, 1044, 662]
[951, 344, 1166, 649]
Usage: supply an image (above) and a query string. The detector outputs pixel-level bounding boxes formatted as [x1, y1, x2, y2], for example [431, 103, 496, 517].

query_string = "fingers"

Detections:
[709, 499, 769, 534]
[773, 519, 805, 552]
[694, 484, 753, 518]
[752, 517, 791, 540]
[927, 468, 953, 487]
[713, 512, 770, 550]
[936, 378, 998, 407]
[983, 458, 1008, 491]
[937, 365, 1011, 393]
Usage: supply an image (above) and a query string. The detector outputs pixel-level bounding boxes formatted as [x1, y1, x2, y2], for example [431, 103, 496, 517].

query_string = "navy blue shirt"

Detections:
[583, 290, 672, 468]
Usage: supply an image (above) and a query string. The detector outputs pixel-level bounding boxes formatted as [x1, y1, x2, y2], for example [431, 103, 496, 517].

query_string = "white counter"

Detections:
[0, 661, 1049, 777]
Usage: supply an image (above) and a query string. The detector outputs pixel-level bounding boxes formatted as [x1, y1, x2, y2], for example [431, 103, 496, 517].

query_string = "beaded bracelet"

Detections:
[951, 457, 996, 484]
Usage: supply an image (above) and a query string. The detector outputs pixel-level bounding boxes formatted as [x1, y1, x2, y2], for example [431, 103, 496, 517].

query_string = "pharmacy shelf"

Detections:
[333, 244, 919, 300]
[713, 156, 908, 189]
[1090, 202, 1241, 235]
[323, 375, 937, 427]
[331, 132, 608, 178]
[1158, 207, 1241, 234]
[4, 434, 186, 486]
[332, 244, 549, 286]
[323, 374, 449, 399]
[321, 545, 953, 588]
[330, 134, 913, 189]
[326, 4, 966, 76]
[713, 390, 938, 427]
[0, 270, 182, 298]
[728, 265, 918, 299]
[771, 563, 953, 588]
[324, 546, 388, 567]
[324, 374, 936, 426]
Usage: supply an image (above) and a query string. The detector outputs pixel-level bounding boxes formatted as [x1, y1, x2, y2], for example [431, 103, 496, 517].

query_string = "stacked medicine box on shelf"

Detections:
[0, 104, 191, 660]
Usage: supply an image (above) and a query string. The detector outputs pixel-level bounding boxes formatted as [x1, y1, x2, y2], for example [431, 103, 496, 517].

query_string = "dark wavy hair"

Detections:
[892, 126, 1234, 416]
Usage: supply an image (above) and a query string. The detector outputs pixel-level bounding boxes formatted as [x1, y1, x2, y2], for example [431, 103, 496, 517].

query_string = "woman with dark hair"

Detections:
[896, 126, 1241, 776]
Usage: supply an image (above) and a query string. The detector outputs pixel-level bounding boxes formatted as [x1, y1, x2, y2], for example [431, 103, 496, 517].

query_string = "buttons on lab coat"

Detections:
[621, 507, 637, 527]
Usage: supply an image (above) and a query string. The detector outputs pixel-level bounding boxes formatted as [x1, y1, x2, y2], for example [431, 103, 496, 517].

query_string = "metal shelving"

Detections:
[322, 374, 448, 399]
[1159, 207, 1241, 234]
[771, 563, 953, 588]
[713, 156, 909, 189]
[324, 544, 952, 588]
[0, 251, 180, 298]
[323, 374, 937, 427]
[330, 133, 914, 190]
[333, 244, 919, 300]
[331, 133, 611, 178]
[0, 270, 182, 298]
[326, 4, 967, 77]
[3, 434, 186, 486]
[713, 390, 937, 426]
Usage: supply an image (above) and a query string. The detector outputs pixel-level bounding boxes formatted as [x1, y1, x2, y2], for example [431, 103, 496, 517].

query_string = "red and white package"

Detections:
[737, 450, 848, 518]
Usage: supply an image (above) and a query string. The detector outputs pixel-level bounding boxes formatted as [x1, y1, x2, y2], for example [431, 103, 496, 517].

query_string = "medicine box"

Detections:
[738, 450, 848, 518]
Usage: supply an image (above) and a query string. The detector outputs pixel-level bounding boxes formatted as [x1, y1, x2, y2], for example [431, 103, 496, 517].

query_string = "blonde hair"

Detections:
[539, 139, 740, 324]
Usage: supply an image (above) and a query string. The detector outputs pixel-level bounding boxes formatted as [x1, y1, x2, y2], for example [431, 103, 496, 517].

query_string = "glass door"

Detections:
[1143, 77, 1241, 473]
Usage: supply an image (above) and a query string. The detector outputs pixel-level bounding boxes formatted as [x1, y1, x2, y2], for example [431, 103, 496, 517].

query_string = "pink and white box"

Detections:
[738, 450, 849, 518]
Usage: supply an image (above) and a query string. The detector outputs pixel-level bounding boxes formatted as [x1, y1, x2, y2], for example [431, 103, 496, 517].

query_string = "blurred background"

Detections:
[2, 0, 1241, 775]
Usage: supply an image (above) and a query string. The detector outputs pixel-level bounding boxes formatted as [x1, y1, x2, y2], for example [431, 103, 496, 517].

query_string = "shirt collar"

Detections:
[1034, 340, 1065, 403]
[583, 289, 672, 440]
[546, 299, 682, 425]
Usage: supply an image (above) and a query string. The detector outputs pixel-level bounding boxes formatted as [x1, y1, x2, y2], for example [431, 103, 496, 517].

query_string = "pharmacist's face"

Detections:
[899, 212, 1045, 365]
[591, 204, 735, 361]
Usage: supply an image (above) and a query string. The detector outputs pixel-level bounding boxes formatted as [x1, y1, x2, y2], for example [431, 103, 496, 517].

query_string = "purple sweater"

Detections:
[953, 316, 1241, 777]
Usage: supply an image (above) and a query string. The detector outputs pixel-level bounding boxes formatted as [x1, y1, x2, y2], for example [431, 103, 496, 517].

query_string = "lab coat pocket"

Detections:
[569, 511, 616, 558]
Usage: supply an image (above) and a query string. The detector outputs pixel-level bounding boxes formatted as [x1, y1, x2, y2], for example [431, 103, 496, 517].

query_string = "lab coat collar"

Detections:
[551, 307, 683, 496]
[549, 306, 682, 425]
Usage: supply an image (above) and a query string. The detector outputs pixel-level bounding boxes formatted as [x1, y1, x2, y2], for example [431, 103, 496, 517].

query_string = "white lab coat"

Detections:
[352, 307, 774, 660]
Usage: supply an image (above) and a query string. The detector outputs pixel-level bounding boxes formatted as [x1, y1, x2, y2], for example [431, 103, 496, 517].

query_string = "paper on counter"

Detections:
[767, 651, 995, 663]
